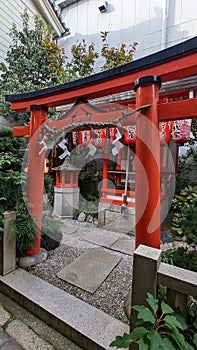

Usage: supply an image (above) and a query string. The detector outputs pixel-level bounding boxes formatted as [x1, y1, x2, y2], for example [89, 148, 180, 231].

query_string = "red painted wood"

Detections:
[158, 97, 197, 121]
[135, 79, 161, 249]
[12, 125, 30, 137]
[25, 107, 47, 256]
[9, 52, 197, 111]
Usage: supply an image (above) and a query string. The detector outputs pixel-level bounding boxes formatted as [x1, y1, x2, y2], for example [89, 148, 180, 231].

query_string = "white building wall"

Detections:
[0, 0, 39, 64]
[58, 0, 197, 69]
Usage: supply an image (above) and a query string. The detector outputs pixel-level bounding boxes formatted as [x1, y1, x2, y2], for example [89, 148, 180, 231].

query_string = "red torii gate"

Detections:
[6, 37, 197, 256]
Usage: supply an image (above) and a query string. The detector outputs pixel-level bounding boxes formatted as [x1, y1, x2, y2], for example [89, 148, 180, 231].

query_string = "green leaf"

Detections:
[133, 305, 155, 324]
[167, 324, 188, 349]
[110, 333, 134, 348]
[173, 309, 187, 331]
[194, 333, 197, 345]
[162, 337, 179, 350]
[130, 327, 149, 341]
[146, 293, 158, 314]
[147, 330, 164, 350]
[137, 338, 149, 350]
[164, 315, 184, 330]
[161, 301, 174, 315]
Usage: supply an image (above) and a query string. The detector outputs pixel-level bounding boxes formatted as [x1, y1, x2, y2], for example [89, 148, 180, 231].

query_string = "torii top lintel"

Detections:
[5, 37, 197, 112]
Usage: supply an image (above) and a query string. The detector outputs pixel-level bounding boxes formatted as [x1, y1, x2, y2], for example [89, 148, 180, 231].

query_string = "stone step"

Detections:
[0, 269, 128, 350]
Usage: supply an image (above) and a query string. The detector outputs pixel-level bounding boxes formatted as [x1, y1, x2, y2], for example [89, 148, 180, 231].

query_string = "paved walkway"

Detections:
[0, 292, 82, 350]
[0, 219, 179, 350]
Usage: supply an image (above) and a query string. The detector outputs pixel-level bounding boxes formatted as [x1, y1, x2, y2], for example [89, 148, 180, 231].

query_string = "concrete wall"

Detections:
[57, 0, 197, 69]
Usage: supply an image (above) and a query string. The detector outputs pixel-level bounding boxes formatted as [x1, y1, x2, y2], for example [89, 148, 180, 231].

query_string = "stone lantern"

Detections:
[53, 157, 80, 218]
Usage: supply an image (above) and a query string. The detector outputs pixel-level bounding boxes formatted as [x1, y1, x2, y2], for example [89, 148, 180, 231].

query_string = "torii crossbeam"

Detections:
[6, 37, 197, 256]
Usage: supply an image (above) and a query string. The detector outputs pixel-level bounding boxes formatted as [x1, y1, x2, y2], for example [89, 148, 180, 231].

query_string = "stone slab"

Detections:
[79, 230, 120, 247]
[110, 238, 135, 256]
[57, 249, 121, 293]
[61, 224, 79, 235]
[0, 292, 82, 350]
[0, 269, 129, 350]
[6, 320, 54, 350]
[0, 305, 10, 327]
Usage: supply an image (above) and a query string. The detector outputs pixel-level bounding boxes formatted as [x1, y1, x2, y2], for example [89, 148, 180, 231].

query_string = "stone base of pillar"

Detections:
[18, 248, 47, 269]
[53, 187, 79, 218]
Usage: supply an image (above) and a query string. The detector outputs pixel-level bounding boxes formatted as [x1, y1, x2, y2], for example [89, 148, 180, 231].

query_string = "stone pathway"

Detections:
[0, 292, 82, 350]
[61, 220, 136, 255]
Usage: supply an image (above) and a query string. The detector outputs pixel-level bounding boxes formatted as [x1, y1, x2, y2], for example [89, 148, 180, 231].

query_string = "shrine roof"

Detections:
[52, 158, 80, 172]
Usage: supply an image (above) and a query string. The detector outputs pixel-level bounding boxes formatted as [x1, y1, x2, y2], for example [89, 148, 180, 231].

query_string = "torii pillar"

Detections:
[25, 105, 48, 256]
[134, 76, 161, 249]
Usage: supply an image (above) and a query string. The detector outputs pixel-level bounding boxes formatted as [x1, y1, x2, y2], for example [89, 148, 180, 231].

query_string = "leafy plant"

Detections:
[100, 31, 137, 71]
[41, 214, 63, 251]
[13, 207, 36, 257]
[44, 175, 55, 206]
[171, 186, 197, 237]
[0, 10, 66, 122]
[75, 196, 99, 219]
[172, 186, 197, 211]
[162, 247, 197, 272]
[175, 148, 197, 193]
[172, 199, 197, 242]
[0, 127, 25, 215]
[110, 292, 197, 349]
[65, 39, 99, 80]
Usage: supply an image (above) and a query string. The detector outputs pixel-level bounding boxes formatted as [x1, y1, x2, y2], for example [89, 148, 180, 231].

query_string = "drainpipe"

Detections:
[161, 0, 169, 50]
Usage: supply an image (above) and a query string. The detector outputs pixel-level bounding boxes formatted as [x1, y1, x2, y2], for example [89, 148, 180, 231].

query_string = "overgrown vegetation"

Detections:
[162, 247, 197, 272]
[41, 214, 63, 251]
[171, 186, 197, 238]
[110, 292, 197, 349]
[175, 147, 197, 194]
[65, 39, 99, 80]
[101, 31, 137, 70]
[0, 10, 66, 122]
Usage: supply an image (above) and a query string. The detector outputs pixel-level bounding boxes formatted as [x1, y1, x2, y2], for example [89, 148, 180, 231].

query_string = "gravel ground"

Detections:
[29, 218, 186, 325]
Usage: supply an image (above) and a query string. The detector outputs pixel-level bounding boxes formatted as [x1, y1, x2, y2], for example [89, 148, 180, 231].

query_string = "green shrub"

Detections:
[44, 174, 55, 206]
[171, 186, 197, 238]
[13, 207, 36, 257]
[172, 186, 197, 211]
[172, 200, 197, 243]
[162, 247, 197, 272]
[110, 292, 197, 349]
[41, 215, 63, 251]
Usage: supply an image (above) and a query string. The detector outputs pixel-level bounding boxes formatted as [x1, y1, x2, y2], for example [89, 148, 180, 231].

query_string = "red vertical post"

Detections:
[134, 76, 161, 249]
[26, 105, 48, 256]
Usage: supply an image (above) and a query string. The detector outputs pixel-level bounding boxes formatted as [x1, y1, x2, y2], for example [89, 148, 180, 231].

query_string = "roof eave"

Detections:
[32, 0, 66, 37]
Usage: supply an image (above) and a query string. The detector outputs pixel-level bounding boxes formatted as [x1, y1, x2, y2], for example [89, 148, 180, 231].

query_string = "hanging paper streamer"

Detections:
[86, 143, 97, 158]
[80, 129, 92, 146]
[38, 135, 47, 155]
[159, 121, 171, 144]
[58, 139, 70, 160]
[171, 119, 192, 143]
[92, 128, 106, 147]
[124, 125, 136, 144]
